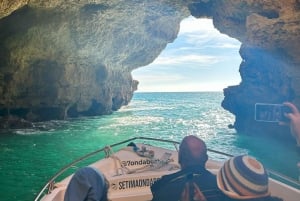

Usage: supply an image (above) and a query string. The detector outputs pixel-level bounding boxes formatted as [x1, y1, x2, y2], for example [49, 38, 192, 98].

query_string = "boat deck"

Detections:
[36, 137, 300, 201]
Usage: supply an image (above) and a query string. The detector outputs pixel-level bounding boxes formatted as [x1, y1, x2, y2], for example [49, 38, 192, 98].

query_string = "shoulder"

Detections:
[151, 170, 183, 190]
[239, 196, 284, 201]
[192, 168, 217, 184]
[150, 171, 187, 201]
[152, 167, 216, 187]
[151, 168, 223, 201]
[268, 196, 284, 201]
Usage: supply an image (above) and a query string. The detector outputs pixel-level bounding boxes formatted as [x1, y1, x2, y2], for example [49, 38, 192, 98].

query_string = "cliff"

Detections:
[0, 0, 189, 127]
[0, 0, 299, 139]
[211, 0, 300, 137]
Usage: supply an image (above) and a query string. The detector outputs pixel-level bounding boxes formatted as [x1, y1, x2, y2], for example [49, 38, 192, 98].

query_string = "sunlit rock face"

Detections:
[0, 0, 189, 124]
[209, 0, 300, 137]
[189, 0, 300, 138]
[0, 0, 300, 139]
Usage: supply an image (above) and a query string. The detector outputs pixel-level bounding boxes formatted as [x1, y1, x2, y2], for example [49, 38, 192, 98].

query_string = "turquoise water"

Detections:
[0, 92, 299, 201]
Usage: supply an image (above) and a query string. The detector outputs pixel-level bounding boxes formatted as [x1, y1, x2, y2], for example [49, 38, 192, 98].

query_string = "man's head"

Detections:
[178, 135, 208, 169]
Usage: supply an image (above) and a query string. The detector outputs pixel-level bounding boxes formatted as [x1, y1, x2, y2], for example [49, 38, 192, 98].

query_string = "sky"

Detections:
[131, 16, 242, 92]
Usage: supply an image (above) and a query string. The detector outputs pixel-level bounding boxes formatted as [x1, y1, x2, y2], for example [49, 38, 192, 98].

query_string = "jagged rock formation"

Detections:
[0, 0, 300, 140]
[0, 0, 190, 126]
[211, 0, 300, 138]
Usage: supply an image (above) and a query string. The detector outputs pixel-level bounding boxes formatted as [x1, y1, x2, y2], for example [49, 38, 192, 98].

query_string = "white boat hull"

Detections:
[38, 139, 300, 201]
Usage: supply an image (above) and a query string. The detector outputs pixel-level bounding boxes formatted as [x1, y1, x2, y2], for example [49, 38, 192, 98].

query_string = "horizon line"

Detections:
[134, 90, 223, 93]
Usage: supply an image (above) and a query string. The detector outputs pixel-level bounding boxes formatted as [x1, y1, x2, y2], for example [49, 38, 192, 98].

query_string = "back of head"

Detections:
[178, 135, 208, 169]
[217, 155, 270, 200]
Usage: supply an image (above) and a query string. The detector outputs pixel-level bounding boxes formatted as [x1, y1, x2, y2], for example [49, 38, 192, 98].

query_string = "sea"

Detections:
[0, 92, 299, 201]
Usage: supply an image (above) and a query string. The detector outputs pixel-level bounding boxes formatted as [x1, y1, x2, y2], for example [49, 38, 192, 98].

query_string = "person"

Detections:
[217, 155, 283, 201]
[151, 135, 225, 201]
[64, 166, 108, 201]
[280, 102, 300, 172]
[280, 102, 300, 147]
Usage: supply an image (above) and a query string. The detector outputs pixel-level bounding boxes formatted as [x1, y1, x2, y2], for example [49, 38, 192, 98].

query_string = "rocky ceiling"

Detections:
[0, 0, 300, 140]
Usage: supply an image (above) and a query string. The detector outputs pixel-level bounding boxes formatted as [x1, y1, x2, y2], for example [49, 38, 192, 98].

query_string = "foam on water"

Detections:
[0, 92, 299, 201]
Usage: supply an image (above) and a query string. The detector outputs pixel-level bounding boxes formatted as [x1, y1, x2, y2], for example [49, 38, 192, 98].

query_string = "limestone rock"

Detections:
[0, 0, 300, 140]
[0, 0, 27, 19]
[0, 0, 189, 123]
[212, 0, 300, 137]
[0, 115, 33, 129]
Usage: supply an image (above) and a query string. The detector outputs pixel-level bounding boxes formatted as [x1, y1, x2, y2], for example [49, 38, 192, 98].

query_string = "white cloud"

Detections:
[132, 16, 242, 92]
[180, 17, 241, 49]
[133, 71, 184, 83]
[213, 43, 241, 49]
[180, 17, 214, 34]
[153, 54, 219, 66]
[135, 81, 229, 92]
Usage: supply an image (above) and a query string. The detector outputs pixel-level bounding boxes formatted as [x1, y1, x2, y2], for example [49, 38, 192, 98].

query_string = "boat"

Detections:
[34, 136, 300, 201]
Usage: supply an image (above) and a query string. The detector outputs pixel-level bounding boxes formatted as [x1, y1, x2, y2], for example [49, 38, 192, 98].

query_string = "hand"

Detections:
[279, 102, 300, 146]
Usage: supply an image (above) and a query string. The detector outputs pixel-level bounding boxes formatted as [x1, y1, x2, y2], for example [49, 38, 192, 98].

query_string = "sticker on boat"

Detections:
[110, 177, 161, 191]
[121, 159, 160, 167]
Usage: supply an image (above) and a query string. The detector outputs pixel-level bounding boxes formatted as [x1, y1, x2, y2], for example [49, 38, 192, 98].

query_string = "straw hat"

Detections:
[217, 155, 270, 199]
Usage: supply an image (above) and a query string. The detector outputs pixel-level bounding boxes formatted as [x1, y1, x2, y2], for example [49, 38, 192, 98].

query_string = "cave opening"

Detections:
[132, 16, 242, 92]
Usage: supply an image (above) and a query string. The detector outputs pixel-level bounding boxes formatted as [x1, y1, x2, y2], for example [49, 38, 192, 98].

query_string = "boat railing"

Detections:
[34, 136, 300, 201]
[34, 137, 179, 201]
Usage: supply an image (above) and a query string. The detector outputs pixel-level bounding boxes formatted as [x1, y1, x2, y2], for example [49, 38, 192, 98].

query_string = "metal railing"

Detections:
[34, 137, 180, 201]
[34, 136, 300, 201]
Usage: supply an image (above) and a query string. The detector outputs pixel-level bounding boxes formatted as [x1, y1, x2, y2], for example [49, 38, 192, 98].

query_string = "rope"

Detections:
[104, 146, 112, 158]
[110, 155, 131, 175]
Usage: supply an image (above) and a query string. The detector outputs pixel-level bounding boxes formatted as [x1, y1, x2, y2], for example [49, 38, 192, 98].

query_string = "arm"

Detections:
[281, 102, 300, 146]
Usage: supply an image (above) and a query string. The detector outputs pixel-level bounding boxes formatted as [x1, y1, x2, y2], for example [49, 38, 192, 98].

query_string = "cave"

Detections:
[0, 0, 299, 140]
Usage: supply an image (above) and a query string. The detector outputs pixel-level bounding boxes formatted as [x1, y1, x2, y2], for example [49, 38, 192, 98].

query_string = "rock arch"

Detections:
[0, 0, 299, 139]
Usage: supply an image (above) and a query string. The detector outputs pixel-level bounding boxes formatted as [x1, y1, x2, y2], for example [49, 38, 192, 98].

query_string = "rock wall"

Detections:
[0, 0, 190, 126]
[0, 0, 300, 139]
[209, 0, 300, 137]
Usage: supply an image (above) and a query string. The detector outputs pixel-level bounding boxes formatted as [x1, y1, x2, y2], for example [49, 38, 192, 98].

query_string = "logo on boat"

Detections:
[112, 177, 160, 190]
[121, 159, 159, 167]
